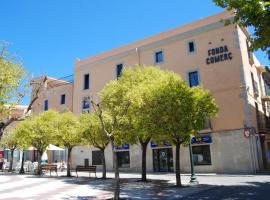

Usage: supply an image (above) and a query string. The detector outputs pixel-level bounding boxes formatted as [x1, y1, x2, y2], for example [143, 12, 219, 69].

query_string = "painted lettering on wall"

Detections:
[206, 45, 232, 65]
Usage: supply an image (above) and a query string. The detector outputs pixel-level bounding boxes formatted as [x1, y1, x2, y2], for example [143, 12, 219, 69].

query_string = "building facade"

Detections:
[32, 11, 270, 173]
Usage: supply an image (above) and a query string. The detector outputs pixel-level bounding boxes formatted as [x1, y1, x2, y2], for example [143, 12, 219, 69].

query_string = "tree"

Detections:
[100, 66, 172, 181]
[213, 0, 270, 59]
[154, 72, 218, 186]
[14, 110, 58, 175]
[55, 111, 82, 177]
[0, 42, 47, 139]
[0, 131, 18, 171]
[80, 112, 111, 179]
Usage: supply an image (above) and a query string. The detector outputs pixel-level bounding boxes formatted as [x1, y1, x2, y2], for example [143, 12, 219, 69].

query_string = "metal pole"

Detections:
[189, 141, 198, 184]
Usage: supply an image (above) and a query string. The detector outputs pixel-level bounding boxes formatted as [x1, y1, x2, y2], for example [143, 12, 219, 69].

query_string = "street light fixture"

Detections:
[189, 140, 198, 184]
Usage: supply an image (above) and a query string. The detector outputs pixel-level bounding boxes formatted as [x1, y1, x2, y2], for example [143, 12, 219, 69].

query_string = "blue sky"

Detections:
[1, 0, 269, 104]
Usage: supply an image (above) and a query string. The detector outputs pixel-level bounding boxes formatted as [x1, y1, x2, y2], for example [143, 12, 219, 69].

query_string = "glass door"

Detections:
[153, 148, 173, 172]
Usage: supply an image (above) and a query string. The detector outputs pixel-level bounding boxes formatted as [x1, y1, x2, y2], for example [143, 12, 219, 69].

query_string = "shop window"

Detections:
[155, 51, 164, 63]
[116, 64, 123, 79]
[83, 74, 90, 90]
[192, 145, 211, 165]
[60, 94, 66, 105]
[117, 151, 130, 168]
[92, 151, 102, 165]
[188, 71, 199, 87]
[44, 100, 48, 111]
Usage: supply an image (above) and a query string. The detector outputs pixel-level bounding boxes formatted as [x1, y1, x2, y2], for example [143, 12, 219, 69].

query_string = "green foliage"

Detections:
[0, 42, 30, 115]
[154, 72, 218, 144]
[213, 0, 270, 59]
[100, 66, 168, 145]
[55, 111, 82, 149]
[0, 131, 17, 150]
[100, 65, 218, 145]
[14, 110, 59, 152]
[0, 58, 27, 114]
[80, 112, 111, 149]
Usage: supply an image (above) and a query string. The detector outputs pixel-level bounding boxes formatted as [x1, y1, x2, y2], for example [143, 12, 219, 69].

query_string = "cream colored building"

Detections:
[32, 11, 270, 173]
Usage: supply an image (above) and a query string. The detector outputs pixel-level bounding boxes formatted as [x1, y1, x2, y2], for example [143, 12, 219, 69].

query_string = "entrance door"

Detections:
[153, 148, 173, 172]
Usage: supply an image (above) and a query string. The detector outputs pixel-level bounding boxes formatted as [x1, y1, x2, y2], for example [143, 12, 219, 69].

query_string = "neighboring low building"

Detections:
[32, 11, 270, 173]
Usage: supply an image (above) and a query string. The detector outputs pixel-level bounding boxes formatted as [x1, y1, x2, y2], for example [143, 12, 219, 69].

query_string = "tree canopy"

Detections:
[213, 0, 270, 59]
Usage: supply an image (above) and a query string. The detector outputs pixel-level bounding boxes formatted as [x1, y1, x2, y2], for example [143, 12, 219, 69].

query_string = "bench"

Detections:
[75, 165, 96, 178]
[41, 164, 58, 176]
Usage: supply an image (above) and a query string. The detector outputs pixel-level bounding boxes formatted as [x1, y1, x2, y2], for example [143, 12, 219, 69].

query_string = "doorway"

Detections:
[153, 148, 173, 172]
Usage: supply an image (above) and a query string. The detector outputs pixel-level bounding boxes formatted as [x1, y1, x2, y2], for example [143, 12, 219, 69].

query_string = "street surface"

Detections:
[0, 172, 269, 199]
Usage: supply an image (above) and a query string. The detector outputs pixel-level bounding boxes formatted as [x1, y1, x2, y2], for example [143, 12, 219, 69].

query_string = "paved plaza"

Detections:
[0, 172, 269, 199]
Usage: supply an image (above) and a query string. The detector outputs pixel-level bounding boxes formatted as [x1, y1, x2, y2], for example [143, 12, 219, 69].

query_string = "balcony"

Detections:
[257, 115, 270, 133]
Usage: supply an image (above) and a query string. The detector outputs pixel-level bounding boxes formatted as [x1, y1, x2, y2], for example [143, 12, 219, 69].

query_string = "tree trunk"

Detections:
[19, 151, 25, 174]
[67, 147, 72, 177]
[113, 151, 120, 200]
[141, 142, 148, 182]
[8, 148, 15, 172]
[101, 148, 106, 179]
[37, 151, 42, 175]
[175, 142, 182, 187]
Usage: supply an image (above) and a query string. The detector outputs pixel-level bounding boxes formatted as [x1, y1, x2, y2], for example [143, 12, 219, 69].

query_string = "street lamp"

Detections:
[189, 139, 198, 184]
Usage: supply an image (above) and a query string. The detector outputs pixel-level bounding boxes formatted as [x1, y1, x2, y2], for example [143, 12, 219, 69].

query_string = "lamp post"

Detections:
[189, 139, 198, 184]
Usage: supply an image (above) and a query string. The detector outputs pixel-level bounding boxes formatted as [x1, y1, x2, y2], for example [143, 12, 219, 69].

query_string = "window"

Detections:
[60, 94, 66, 105]
[117, 151, 130, 168]
[192, 145, 211, 165]
[116, 64, 123, 79]
[83, 74, 90, 90]
[92, 151, 102, 165]
[155, 51, 163, 63]
[188, 71, 199, 87]
[251, 72, 259, 96]
[44, 100, 48, 111]
[82, 97, 90, 113]
[188, 41, 195, 53]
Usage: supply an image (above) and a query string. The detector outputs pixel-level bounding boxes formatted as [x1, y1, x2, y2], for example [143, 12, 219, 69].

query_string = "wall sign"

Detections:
[151, 141, 172, 148]
[113, 144, 129, 150]
[206, 45, 232, 65]
[191, 136, 212, 144]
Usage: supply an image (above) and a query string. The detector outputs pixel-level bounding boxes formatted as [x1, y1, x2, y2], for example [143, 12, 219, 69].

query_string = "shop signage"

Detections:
[113, 144, 129, 150]
[206, 45, 232, 65]
[151, 141, 172, 148]
[191, 136, 212, 144]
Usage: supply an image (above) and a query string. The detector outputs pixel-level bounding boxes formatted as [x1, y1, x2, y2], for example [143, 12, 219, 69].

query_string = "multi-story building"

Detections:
[32, 11, 270, 173]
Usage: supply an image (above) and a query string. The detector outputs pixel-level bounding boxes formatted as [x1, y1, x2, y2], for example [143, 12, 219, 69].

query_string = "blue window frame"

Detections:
[189, 71, 199, 87]
[116, 64, 123, 79]
[60, 94, 66, 105]
[44, 100, 48, 111]
[83, 74, 90, 90]
[155, 51, 163, 63]
[188, 41, 195, 53]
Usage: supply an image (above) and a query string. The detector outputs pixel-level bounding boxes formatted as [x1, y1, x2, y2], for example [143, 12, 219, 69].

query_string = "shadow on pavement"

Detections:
[185, 181, 270, 200]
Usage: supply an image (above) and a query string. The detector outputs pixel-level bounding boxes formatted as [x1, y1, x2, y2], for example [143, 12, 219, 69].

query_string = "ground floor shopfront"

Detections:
[72, 129, 264, 174]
